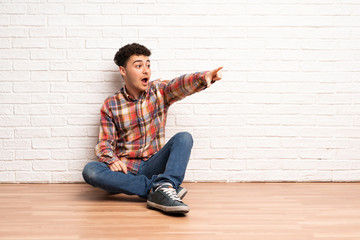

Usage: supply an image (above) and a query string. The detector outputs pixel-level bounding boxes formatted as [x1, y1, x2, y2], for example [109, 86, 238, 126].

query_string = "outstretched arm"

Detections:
[162, 67, 224, 106]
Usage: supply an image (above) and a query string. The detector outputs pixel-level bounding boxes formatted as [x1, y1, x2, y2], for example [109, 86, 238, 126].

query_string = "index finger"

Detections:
[119, 161, 128, 174]
[212, 66, 223, 74]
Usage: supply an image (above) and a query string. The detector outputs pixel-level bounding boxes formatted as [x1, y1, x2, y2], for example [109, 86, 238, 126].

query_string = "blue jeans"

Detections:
[82, 132, 193, 199]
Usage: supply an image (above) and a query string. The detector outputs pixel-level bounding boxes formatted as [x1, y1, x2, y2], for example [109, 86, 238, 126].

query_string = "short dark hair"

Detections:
[114, 43, 151, 67]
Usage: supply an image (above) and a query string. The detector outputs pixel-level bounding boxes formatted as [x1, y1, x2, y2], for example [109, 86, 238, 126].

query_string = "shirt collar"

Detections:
[121, 86, 146, 102]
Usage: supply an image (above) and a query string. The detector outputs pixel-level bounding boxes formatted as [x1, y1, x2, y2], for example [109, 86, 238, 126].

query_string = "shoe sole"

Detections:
[147, 200, 190, 214]
[177, 188, 187, 200]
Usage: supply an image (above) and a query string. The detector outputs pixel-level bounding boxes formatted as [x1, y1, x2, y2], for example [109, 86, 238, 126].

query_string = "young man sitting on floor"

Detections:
[82, 43, 222, 214]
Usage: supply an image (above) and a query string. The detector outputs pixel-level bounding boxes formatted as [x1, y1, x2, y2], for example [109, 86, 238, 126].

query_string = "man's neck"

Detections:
[124, 85, 142, 100]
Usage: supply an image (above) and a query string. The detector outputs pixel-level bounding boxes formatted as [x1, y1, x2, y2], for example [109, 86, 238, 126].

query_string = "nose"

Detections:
[143, 65, 150, 74]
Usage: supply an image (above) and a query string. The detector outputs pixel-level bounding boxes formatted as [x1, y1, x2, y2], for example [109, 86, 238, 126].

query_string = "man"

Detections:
[82, 43, 222, 214]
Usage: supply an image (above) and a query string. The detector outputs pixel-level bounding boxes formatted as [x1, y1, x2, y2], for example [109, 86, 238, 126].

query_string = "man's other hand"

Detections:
[205, 66, 223, 88]
[109, 160, 128, 174]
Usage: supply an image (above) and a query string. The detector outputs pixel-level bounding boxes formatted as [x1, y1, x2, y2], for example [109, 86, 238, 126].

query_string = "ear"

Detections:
[119, 66, 126, 78]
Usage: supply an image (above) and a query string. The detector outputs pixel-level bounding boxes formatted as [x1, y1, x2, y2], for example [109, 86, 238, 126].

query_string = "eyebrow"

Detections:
[133, 60, 151, 64]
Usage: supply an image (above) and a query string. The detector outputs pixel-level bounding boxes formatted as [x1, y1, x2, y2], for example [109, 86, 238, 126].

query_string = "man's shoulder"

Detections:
[102, 89, 123, 106]
[149, 79, 170, 89]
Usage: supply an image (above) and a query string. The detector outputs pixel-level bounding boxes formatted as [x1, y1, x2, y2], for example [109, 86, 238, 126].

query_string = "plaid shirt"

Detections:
[95, 71, 208, 174]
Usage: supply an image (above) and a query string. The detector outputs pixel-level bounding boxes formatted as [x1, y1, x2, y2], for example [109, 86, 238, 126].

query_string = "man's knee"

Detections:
[82, 162, 101, 183]
[174, 131, 193, 147]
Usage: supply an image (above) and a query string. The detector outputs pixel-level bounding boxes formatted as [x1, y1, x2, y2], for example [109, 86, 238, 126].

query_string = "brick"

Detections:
[15, 128, 49, 138]
[139, 28, 173, 38]
[85, 61, 116, 71]
[68, 71, 104, 82]
[247, 137, 281, 148]
[193, 127, 230, 138]
[122, 16, 156, 26]
[13, 82, 49, 93]
[263, 170, 299, 182]
[16, 172, 50, 183]
[0, 172, 15, 183]
[87, 83, 121, 93]
[0, 116, 30, 126]
[67, 50, 101, 60]
[0, 105, 13, 115]
[3, 140, 31, 150]
[27, 4, 64, 14]
[101, 4, 136, 14]
[0, 4, 26, 14]
[65, 4, 100, 14]
[51, 149, 95, 160]
[33, 160, 67, 171]
[67, 93, 107, 104]
[0, 16, 9, 26]
[31, 94, 65, 104]
[67, 116, 99, 126]
[85, 39, 122, 49]
[332, 171, 360, 181]
[69, 138, 100, 149]
[247, 160, 280, 170]
[192, 138, 210, 149]
[67, 27, 102, 37]
[317, 161, 351, 170]
[30, 50, 65, 60]
[14, 105, 49, 115]
[187, 160, 210, 170]
[50, 83, 85, 93]
[297, 171, 333, 182]
[0, 83, 12, 93]
[31, 116, 66, 127]
[13, 60, 48, 70]
[50, 61, 86, 71]
[0, 49, 29, 59]
[176, 115, 210, 126]
[0, 61, 12, 70]
[211, 160, 245, 170]
[192, 149, 229, 159]
[31, 71, 66, 82]
[48, 16, 83, 26]
[192, 170, 230, 182]
[51, 172, 83, 183]
[50, 39, 85, 49]
[51, 127, 88, 137]
[69, 160, 88, 171]
[84, 15, 122, 26]
[299, 150, 334, 159]
[11, 15, 46, 26]
[50, 105, 89, 115]
[282, 160, 318, 170]
[16, 150, 50, 160]
[0, 150, 14, 161]
[167, 103, 193, 115]
[210, 115, 245, 126]
[0, 71, 30, 82]
[0, 160, 32, 171]
[211, 137, 246, 149]
[0, 28, 27, 37]
[0, 128, 14, 139]
[32, 138, 68, 149]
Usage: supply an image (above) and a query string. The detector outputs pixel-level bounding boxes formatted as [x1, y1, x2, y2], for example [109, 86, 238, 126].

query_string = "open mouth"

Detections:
[141, 77, 149, 84]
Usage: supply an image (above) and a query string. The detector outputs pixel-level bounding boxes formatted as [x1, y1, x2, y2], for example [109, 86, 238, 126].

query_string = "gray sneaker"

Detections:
[147, 183, 190, 214]
[177, 186, 187, 200]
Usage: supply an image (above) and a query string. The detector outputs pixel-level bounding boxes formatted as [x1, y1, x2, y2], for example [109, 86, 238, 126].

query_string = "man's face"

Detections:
[120, 54, 151, 99]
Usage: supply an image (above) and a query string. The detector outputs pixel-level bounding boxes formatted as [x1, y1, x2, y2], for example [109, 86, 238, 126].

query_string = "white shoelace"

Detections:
[161, 187, 182, 202]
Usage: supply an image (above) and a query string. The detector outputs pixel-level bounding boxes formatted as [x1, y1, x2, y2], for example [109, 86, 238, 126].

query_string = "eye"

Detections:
[147, 64, 151, 68]
[136, 64, 142, 68]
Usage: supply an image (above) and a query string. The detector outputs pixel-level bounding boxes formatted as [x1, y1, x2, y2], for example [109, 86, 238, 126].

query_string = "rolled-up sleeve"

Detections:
[94, 101, 119, 166]
[163, 71, 208, 106]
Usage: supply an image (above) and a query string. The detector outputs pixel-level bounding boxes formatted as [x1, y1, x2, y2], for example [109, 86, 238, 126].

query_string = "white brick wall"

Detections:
[1, 0, 360, 183]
